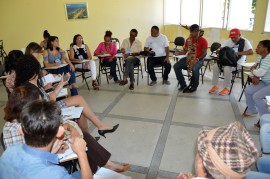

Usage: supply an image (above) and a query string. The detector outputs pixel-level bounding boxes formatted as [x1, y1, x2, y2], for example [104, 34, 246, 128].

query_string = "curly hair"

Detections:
[4, 86, 40, 122]
[72, 34, 84, 46]
[15, 54, 43, 88]
[259, 40, 270, 52]
[4, 50, 23, 73]
[25, 42, 42, 55]
[43, 30, 50, 39]
[104, 30, 112, 39]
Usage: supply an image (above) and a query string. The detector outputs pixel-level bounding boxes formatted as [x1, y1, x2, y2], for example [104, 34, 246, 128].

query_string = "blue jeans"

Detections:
[246, 156, 270, 179]
[49, 65, 76, 85]
[244, 82, 270, 116]
[260, 119, 270, 154]
[102, 58, 118, 81]
[173, 57, 203, 88]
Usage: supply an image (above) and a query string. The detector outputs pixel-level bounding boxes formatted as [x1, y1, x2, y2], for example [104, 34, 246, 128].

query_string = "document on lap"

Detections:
[61, 106, 84, 120]
[42, 74, 61, 85]
[47, 88, 68, 98]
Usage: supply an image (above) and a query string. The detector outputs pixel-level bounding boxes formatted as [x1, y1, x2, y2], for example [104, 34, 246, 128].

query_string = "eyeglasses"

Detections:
[77, 38, 83, 41]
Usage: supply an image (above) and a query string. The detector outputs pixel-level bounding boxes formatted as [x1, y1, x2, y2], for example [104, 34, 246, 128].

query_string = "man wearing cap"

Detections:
[174, 24, 208, 93]
[209, 28, 254, 95]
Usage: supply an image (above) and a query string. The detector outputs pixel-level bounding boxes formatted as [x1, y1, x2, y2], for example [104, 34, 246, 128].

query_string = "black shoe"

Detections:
[178, 85, 187, 91]
[182, 86, 191, 93]
[188, 87, 197, 93]
[98, 124, 119, 138]
[95, 136, 100, 142]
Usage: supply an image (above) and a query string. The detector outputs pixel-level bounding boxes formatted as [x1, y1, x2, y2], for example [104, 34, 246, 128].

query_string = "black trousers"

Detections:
[147, 56, 171, 81]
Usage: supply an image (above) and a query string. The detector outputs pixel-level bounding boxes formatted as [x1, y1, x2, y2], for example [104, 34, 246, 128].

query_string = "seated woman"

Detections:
[94, 31, 119, 83]
[243, 40, 270, 120]
[43, 36, 78, 96]
[69, 34, 99, 90]
[3, 86, 129, 173]
[15, 54, 118, 138]
[4, 50, 24, 94]
[177, 122, 259, 179]
[40, 30, 50, 50]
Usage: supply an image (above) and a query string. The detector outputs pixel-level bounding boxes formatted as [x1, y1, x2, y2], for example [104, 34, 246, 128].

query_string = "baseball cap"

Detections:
[229, 28, 241, 38]
[190, 24, 200, 32]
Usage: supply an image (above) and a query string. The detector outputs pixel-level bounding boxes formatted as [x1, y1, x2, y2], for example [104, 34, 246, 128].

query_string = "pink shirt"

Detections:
[94, 42, 117, 61]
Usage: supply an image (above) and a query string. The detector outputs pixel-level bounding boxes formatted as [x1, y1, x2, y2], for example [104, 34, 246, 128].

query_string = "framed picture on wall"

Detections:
[65, 3, 88, 20]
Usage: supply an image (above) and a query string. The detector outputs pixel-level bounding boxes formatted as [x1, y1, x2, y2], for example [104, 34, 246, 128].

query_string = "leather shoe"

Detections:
[115, 163, 130, 173]
[178, 85, 187, 91]
[188, 87, 197, 93]
[182, 86, 190, 93]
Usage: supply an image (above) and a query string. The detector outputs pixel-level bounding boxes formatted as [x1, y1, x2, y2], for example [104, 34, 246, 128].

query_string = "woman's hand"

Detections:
[177, 173, 194, 179]
[252, 76, 260, 85]
[69, 64, 75, 72]
[107, 58, 113, 62]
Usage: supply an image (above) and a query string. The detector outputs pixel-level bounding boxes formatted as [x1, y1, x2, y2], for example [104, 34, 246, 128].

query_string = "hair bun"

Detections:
[105, 30, 112, 37]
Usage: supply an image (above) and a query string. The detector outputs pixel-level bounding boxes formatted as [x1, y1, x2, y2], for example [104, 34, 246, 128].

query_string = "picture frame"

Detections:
[65, 3, 88, 20]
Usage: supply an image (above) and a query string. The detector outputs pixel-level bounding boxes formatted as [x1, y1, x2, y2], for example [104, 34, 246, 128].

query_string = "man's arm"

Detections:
[237, 49, 253, 56]
[165, 46, 170, 63]
[198, 48, 207, 60]
[72, 137, 93, 179]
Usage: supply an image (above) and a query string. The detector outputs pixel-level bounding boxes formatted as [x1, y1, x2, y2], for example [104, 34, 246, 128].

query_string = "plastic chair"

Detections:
[97, 58, 122, 84]
[111, 38, 121, 53]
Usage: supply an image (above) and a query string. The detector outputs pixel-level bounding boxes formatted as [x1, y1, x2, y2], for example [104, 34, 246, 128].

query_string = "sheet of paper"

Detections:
[61, 106, 83, 120]
[57, 141, 78, 163]
[94, 167, 131, 179]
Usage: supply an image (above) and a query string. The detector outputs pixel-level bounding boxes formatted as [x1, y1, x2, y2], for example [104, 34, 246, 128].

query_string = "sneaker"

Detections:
[209, 86, 219, 94]
[218, 88, 230, 96]
[242, 112, 258, 117]
[162, 80, 171, 85]
[149, 81, 157, 86]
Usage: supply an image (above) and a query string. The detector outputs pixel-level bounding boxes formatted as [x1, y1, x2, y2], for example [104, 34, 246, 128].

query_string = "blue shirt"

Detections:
[0, 144, 81, 179]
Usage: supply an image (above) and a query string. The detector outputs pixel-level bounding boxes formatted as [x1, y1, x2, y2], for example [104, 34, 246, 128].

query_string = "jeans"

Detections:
[123, 57, 140, 83]
[244, 82, 270, 116]
[49, 65, 76, 85]
[246, 156, 270, 179]
[147, 56, 171, 81]
[102, 58, 118, 81]
[173, 57, 203, 88]
[260, 121, 270, 154]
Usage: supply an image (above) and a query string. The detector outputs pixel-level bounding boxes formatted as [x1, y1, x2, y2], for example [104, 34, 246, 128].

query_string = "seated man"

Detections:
[145, 26, 171, 86]
[209, 28, 253, 95]
[0, 100, 92, 179]
[119, 29, 142, 90]
[174, 24, 208, 93]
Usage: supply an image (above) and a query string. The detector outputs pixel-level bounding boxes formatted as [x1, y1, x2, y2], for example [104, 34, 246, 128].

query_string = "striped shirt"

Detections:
[255, 54, 270, 83]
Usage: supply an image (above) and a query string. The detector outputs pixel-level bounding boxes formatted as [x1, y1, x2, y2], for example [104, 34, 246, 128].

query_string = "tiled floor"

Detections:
[0, 59, 261, 179]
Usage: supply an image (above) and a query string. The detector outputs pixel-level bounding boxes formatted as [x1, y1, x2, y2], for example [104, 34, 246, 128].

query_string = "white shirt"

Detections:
[145, 34, 169, 57]
[222, 37, 253, 63]
[121, 38, 142, 55]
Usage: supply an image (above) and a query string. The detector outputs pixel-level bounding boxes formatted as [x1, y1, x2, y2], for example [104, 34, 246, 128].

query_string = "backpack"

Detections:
[217, 46, 238, 68]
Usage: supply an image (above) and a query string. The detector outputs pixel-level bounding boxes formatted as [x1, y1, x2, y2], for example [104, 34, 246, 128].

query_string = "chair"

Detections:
[143, 57, 164, 84]
[203, 42, 221, 73]
[66, 50, 92, 90]
[170, 37, 185, 61]
[238, 72, 253, 101]
[0, 40, 7, 64]
[111, 38, 121, 53]
[97, 58, 122, 84]
[123, 60, 143, 86]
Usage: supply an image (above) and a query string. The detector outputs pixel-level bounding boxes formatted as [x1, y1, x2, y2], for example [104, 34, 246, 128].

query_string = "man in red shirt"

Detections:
[173, 24, 208, 93]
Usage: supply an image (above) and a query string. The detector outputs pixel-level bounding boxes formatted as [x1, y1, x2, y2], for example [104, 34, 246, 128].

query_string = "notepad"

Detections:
[42, 74, 61, 85]
[61, 106, 83, 120]
[47, 88, 68, 99]
[58, 141, 78, 163]
[94, 167, 131, 179]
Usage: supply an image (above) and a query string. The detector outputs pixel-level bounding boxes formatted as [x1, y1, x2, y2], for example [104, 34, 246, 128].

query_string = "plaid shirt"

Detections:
[3, 120, 25, 148]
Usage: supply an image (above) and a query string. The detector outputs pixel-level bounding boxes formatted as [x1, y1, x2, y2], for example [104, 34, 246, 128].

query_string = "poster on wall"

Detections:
[65, 3, 88, 20]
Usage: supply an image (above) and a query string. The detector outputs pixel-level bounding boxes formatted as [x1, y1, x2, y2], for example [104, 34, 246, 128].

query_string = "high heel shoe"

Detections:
[115, 163, 130, 173]
[98, 124, 119, 138]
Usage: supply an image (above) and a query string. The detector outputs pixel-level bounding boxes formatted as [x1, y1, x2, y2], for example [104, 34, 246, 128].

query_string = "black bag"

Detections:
[217, 46, 238, 68]
[139, 50, 155, 57]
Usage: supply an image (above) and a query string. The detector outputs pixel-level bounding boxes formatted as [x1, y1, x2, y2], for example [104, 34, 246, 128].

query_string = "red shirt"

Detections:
[184, 37, 208, 59]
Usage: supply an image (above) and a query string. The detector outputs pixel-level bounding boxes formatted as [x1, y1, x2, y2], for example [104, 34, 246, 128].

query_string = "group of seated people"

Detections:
[1, 24, 270, 178]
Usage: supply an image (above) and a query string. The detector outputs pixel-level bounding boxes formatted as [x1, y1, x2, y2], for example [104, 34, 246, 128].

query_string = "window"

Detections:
[180, 0, 200, 26]
[164, 0, 257, 30]
[264, 0, 270, 32]
[164, 0, 180, 25]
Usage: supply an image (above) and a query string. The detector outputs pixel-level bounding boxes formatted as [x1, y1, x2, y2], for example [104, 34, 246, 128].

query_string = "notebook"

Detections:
[42, 74, 61, 85]
[61, 106, 84, 120]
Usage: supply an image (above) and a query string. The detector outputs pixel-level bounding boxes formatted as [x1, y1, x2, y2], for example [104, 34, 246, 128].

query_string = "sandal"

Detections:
[92, 80, 99, 90]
